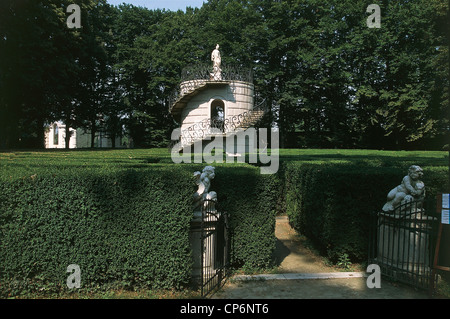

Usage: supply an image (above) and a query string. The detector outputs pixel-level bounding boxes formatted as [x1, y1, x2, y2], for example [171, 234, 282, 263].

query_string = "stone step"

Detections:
[232, 272, 366, 281]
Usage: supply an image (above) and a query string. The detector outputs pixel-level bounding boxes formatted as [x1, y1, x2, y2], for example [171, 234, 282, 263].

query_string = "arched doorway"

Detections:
[210, 99, 225, 132]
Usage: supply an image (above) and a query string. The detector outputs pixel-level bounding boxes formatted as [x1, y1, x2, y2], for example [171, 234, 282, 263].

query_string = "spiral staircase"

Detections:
[169, 64, 266, 153]
[171, 106, 266, 153]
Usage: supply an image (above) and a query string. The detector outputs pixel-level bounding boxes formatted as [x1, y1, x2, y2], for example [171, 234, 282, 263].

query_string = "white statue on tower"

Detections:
[211, 44, 222, 80]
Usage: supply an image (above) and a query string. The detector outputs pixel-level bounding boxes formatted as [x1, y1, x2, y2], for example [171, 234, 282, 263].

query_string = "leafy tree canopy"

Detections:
[0, 0, 448, 150]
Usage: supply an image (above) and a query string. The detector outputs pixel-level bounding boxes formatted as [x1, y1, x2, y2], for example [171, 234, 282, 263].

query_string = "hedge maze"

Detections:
[0, 149, 448, 296]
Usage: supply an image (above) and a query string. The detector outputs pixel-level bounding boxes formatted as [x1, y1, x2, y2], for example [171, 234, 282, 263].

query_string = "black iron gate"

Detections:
[200, 199, 230, 298]
[368, 199, 440, 290]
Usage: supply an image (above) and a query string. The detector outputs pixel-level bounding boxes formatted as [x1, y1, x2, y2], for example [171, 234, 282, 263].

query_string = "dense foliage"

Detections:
[283, 159, 449, 262]
[1, 0, 448, 149]
[0, 150, 280, 296]
[0, 165, 195, 296]
[0, 149, 448, 295]
[213, 163, 280, 269]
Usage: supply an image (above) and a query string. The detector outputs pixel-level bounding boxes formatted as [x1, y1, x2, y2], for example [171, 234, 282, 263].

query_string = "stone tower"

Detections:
[169, 45, 266, 154]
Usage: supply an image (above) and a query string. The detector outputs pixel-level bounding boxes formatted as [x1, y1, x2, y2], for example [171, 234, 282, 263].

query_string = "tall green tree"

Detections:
[346, 0, 449, 149]
[0, 0, 76, 148]
[73, 1, 118, 148]
[1, 0, 447, 150]
[0, 0, 105, 149]
[109, 5, 171, 147]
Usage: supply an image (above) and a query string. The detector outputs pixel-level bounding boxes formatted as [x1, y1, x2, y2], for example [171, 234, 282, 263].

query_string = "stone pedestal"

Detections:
[189, 211, 203, 286]
[189, 210, 221, 287]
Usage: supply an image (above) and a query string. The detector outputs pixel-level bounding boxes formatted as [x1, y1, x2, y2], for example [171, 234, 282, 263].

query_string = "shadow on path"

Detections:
[213, 216, 431, 299]
[271, 216, 337, 273]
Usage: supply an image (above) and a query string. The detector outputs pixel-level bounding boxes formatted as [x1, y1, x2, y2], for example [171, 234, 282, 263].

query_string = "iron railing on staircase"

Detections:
[169, 63, 253, 113]
[169, 100, 267, 152]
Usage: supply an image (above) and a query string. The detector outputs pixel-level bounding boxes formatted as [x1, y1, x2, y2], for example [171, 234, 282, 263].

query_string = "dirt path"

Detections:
[272, 216, 339, 273]
[212, 216, 430, 299]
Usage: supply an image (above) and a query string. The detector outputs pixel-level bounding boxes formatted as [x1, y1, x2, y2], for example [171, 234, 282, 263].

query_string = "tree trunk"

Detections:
[111, 132, 116, 148]
[65, 125, 71, 149]
[36, 117, 45, 149]
[90, 121, 96, 148]
[65, 114, 71, 149]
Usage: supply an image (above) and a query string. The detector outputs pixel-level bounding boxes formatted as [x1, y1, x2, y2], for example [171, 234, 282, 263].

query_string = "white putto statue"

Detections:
[193, 166, 217, 212]
[211, 44, 222, 81]
[382, 165, 425, 212]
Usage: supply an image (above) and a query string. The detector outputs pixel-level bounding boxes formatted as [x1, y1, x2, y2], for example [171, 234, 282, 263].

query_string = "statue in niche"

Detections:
[382, 165, 425, 212]
[193, 166, 217, 212]
[211, 44, 222, 81]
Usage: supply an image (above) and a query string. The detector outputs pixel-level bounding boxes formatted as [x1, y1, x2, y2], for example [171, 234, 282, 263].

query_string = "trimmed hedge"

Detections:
[0, 153, 279, 297]
[0, 166, 195, 296]
[284, 162, 449, 263]
[1, 149, 447, 295]
[213, 164, 280, 270]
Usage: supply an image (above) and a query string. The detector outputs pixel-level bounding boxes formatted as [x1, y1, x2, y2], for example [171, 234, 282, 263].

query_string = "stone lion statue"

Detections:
[382, 165, 425, 212]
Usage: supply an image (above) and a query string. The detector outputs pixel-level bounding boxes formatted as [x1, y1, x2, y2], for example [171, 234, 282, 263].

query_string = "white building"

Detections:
[44, 121, 124, 149]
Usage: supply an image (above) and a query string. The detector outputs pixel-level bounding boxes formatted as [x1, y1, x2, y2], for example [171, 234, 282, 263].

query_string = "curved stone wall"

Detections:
[180, 80, 254, 132]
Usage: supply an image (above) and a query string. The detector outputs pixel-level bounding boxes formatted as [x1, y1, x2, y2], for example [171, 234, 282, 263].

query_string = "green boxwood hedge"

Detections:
[283, 162, 449, 263]
[0, 167, 195, 296]
[213, 164, 280, 270]
[1, 149, 447, 296]
[0, 156, 279, 297]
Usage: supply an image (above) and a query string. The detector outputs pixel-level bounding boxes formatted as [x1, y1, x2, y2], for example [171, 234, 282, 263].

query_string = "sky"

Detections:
[106, 0, 207, 11]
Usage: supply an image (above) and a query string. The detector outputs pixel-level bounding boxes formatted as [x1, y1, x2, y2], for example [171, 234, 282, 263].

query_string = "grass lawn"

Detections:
[1, 147, 448, 173]
[278, 148, 449, 167]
